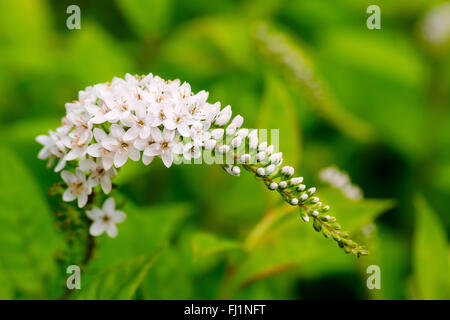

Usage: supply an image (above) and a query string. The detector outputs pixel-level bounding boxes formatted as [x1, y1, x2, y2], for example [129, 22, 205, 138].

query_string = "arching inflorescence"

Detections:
[36, 73, 367, 256]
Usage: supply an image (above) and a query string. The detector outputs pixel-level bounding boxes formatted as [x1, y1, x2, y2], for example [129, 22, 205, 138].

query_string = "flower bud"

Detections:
[241, 154, 251, 163]
[204, 139, 216, 149]
[230, 115, 244, 128]
[215, 105, 232, 125]
[231, 136, 242, 148]
[211, 129, 224, 139]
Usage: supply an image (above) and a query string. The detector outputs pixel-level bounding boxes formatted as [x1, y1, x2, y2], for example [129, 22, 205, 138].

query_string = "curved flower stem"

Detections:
[239, 162, 368, 257]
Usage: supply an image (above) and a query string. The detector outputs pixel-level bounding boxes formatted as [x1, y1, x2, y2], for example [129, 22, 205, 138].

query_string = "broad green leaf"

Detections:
[140, 247, 194, 299]
[254, 21, 376, 143]
[413, 195, 448, 299]
[191, 232, 242, 260]
[0, 147, 63, 298]
[88, 202, 192, 274]
[258, 74, 302, 168]
[74, 249, 164, 300]
[115, 0, 173, 38]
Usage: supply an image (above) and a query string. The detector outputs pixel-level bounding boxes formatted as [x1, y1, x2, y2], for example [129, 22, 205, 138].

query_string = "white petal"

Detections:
[161, 150, 173, 168]
[123, 126, 139, 141]
[93, 128, 107, 141]
[102, 137, 119, 151]
[86, 207, 102, 220]
[163, 129, 175, 141]
[79, 159, 96, 172]
[61, 171, 76, 184]
[134, 138, 148, 151]
[150, 127, 163, 142]
[102, 197, 115, 213]
[101, 176, 112, 194]
[114, 151, 128, 168]
[163, 118, 177, 130]
[113, 210, 126, 223]
[110, 124, 125, 138]
[75, 168, 86, 181]
[87, 144, 102, 157]
[64, 149, 81, 161]
[106, 224, 118, 238]
[89, 221, 105, 236]
[77, 193, 88, 208]
[144, 143, 161, 157]
[139, 126, 151, 139]
[128, 147, 140, 161]
[177, 123, 191, 137]
[54, 158, 67, 172]
[103, 156, 114, 170]
[63, 188, 76, 202]
[142, 154, 154, 165]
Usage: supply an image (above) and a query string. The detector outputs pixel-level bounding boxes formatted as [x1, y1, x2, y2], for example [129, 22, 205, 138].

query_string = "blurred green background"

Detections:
[0, 0, 449, 300]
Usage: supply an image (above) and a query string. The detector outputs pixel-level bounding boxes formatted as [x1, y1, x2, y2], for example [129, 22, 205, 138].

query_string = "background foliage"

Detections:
[0, 0, 448, 300]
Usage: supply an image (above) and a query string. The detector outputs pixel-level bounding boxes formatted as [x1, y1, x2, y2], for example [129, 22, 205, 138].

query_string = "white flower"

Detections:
[86, 128, 115, 170]
[143, 128, 183, 168]
[121, 104, 153, 141]
[86, 198, 126, 238]
[183, 140, 202, 160]
[36, 131, 67, 171]
[79, 158, 117, 194]
[101, 124, 140, 168]
[61, 168, 92, 208]
[190, 122, 211, 142]
[133, 137, 155, 165]
[104, 95, 133, 123]
[164, 104, 193, 137]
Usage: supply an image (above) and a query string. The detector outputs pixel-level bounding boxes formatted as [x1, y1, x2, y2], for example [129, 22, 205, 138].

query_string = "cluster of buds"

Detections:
[238, 161, 367, 257]
[36, 73, 368, 256]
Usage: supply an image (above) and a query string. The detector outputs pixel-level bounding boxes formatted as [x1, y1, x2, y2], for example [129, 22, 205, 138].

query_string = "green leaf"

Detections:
[74, 249, 164, 300]
[191, 232, 242, 260]
[258, 74, 302, 168]
[0, 146, 63, 298]
[413, 195, 449, 299]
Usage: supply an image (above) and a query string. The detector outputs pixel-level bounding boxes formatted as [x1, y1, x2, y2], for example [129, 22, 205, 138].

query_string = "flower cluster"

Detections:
[36, 73, 246, 236]
[37, 73, 368, 255]
[319, 166, 363, 200]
